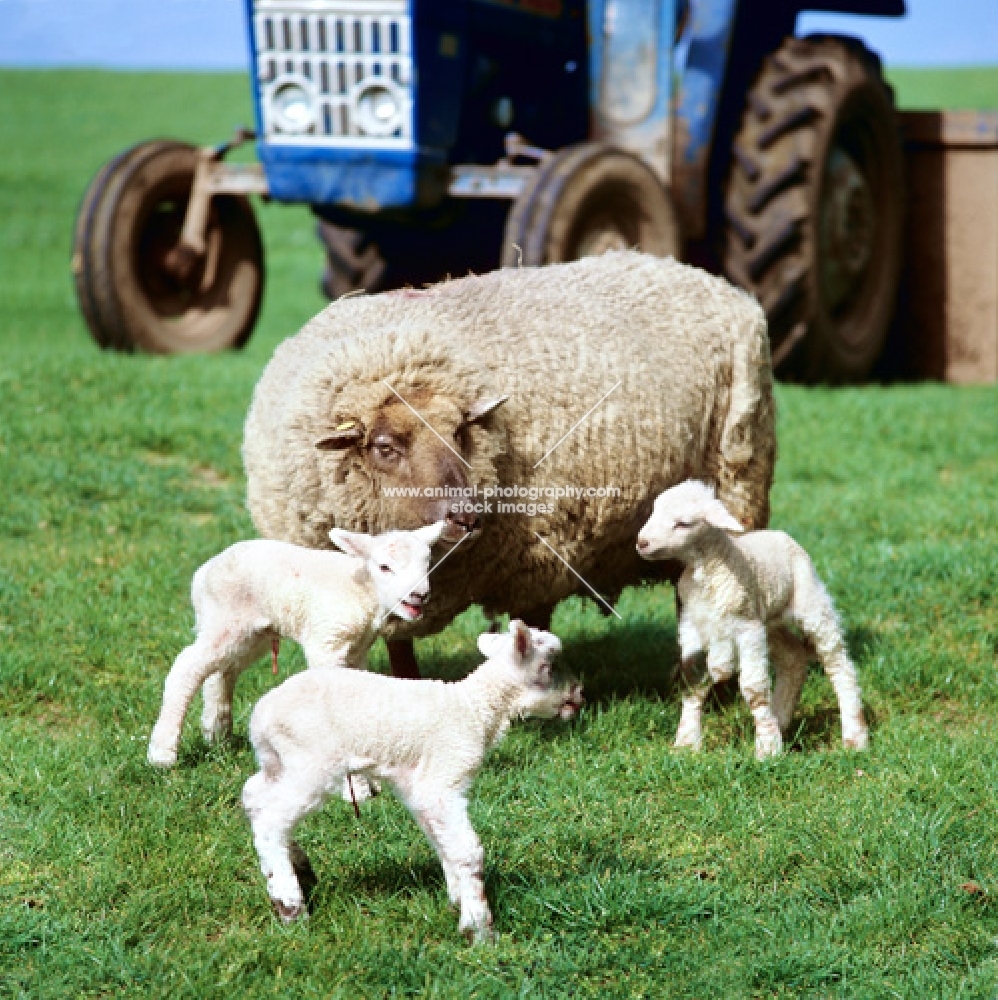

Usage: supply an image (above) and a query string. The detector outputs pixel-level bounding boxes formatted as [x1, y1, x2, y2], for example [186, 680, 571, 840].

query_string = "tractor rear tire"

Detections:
[74, 141, 264, 353]
[722, 34, 903, 382]
[501, 143, 680, 267]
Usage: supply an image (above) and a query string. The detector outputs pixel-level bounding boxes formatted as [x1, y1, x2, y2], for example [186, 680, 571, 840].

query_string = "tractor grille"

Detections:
[253, 0, 413, 148]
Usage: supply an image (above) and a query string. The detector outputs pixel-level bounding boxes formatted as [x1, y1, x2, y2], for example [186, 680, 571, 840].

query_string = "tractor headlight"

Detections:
[266, 75, 317, 135]
[352, 80, 404, 138]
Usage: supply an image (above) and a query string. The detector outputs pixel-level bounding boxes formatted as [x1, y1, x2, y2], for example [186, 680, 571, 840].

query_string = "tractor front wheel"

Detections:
[722, 34, 904, 382]
[501, 144, 680, 267]
[73, 141, 264, 353]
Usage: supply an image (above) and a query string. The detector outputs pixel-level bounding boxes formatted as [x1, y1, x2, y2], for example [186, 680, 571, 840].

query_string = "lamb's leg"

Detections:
[407, 790, 493, 944]
[800, 610, 869, 750]
[768, 627, 811, 736]
[242, 767, 330, 923]
[674, 619, 709, 751]
[734, 625, 782, 760]
[387, 639, 420, 679]
[201, 669, 238, 744]
[149, 626, 269, 767]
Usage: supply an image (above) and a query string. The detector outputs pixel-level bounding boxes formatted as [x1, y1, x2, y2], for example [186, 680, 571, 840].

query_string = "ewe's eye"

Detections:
[375, 443, 396, 459]
[675, 519, 693, 529]
[379, 564, 392, 574]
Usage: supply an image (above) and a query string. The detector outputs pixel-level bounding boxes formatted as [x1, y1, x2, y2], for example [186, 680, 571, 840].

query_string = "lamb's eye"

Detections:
[379, 564, 392, 574]
[375, 444, 396, 459]
[675, 520, 693, 529]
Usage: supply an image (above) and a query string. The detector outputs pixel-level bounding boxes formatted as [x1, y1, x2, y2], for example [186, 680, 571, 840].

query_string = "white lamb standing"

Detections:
[636, 480, 869, 759]
[147, 521, 447, 769]
[241, 619, 583, 943]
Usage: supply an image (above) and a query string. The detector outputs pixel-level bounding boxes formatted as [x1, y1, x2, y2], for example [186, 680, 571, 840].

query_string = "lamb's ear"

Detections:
[705, 501, 746, 535]
[315, 419, 366, 450]
[465, 395, 508, 424]
[509, 619, 533, 663]
[477, 632, 503, 657]
[328, 528, 373, 558]
[414, 520, 447, 547]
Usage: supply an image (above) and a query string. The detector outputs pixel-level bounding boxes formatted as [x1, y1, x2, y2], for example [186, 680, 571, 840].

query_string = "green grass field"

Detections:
[1, 67, 997, 998]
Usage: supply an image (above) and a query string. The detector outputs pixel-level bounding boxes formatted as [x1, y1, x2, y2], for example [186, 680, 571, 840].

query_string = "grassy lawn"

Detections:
[1, 66, 997, 998]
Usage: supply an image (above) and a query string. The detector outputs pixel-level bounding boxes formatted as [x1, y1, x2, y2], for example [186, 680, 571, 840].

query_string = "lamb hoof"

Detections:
[754, 733, 783, 760]
[463, 923, 496, 946]
[271, 898, 306, 924]
[843, 730, 870, 752]
[673, 731, 702, 752]
[147, 744, 177, 768]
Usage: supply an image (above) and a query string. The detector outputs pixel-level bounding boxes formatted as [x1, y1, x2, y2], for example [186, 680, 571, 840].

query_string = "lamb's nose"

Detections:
[636, 537, 649, 552]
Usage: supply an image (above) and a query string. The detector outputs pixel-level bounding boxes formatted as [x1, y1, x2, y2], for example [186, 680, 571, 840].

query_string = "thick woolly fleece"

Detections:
[243, 252, 776, 638]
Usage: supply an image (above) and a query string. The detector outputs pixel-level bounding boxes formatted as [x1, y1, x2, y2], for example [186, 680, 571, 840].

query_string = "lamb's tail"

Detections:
[716, 302, 776, 530]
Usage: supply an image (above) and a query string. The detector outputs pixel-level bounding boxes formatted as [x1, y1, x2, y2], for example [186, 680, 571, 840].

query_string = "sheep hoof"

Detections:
[464, 923, 496, 946]
[271, 898, 306, 924]
[673, 731, 702, 752]
[843, 730, 870, 751]
[754, 734, 783, 760]
[147, 744, 177, 768]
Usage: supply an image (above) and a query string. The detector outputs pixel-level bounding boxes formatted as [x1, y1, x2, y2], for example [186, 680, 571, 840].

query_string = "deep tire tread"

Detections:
[721, 33, 903, 381]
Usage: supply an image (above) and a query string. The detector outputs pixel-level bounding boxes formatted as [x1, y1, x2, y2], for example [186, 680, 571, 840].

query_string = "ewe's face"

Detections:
[315, 390, 506, 546]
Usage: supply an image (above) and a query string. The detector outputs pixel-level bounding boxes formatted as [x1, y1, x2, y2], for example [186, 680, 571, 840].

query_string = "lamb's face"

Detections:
[636, 480, 745, 561]
[329, 522, 447, 622]
[314, 389, 507, 546]
[478, 621, 584, 721]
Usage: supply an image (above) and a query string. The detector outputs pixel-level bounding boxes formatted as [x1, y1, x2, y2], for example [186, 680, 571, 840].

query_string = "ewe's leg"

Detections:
[243, 767, 332, 923]
[387, 639, 420, 679]
[768, 628, 811, 736]
[200, 669, 238, 743]
[406, 789, 493, 944]
[148, 630, 268, 767]
[734, 625, 782, 760]
[674, 618, 709, 750]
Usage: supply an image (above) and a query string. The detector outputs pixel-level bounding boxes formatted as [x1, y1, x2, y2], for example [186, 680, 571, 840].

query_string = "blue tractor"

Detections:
[73, 0, 906, 381]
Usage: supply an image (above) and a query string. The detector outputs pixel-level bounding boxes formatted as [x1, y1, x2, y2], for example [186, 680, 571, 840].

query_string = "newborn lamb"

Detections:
[148, 522, 446, 768]
[241, 619, 583, 943]
[637, 480, 869, 759]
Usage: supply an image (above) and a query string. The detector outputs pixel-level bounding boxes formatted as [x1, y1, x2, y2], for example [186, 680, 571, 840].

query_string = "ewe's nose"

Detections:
[636, 536, 650, 553]
[446, 507, 481, 534]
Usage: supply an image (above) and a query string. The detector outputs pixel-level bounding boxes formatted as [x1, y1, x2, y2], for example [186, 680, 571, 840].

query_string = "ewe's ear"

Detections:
[315, 418, 366, 450]
[465, 395, 508, 424]
[704, 500, 745, 535]
[509, 619, 533, 663]
[329, 528, 373, 558]
[477, 632, 503, 658]
[414, 520, 447, 548]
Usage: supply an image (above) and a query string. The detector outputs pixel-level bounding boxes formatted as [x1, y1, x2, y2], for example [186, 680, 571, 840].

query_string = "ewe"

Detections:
[148, 522, 446, 768]
[242, 620, 583, 943]
[637, 480, 869, 759]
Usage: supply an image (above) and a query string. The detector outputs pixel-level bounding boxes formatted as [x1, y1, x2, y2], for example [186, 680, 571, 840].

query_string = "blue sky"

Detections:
[0, 1, 994, 70]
